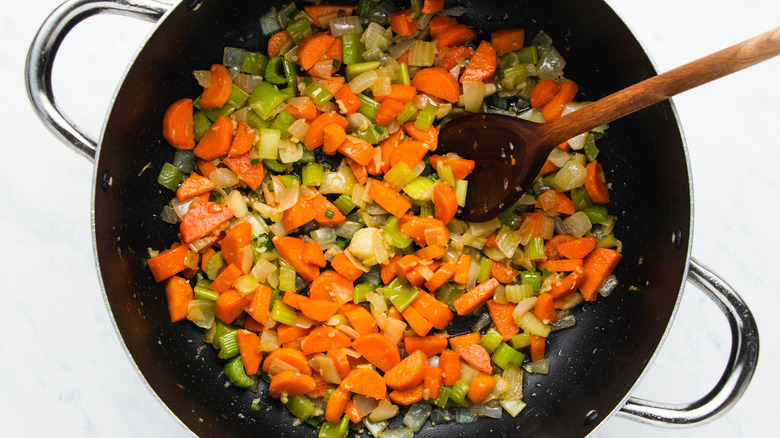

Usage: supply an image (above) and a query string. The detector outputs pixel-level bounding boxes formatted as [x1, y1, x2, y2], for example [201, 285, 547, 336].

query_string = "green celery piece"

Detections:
[480, 328, 503, 354]
[263, 158, 288, 174]
[193, 285, 219, 302]
[286, 395, 315, 421]
[525, 235, 545, 261]
[279, 174, 301, 188]
[449, 380, 471, 407]
[271, 110, 297, 136]
[383, 278, 420, 311]
[282, 58, 298, 89]
[491, 342, 525, 369]
[318, 414, 349, 438]
[224, 356, 255, 388]
[476, 255, 492, 283]
[264, 56, 288, 85]
[246, 110, 272, 131]
[583, 132, 599, 161]
[433, 385, 451, 408]
[355, 0, 378, 20]
[596, 233, 619, 249]
[241, 51, 269, 75]
[304, 81, 334, 106]
[211, 320, 232, 349]
[192, 111, 212, 140]
[271, 300, 297, 326]
[353, 124, 388, 145]
[333, 194, 357, 216]
[510, 332, 531, 349]
[249, 82, 285, 119]
[353, 284, 377, 304]
[414, 103, 437, 131]
[301, 162, 324, 187]
[226, 84, 250, 108]
[395, 62, 411, 86]
[205, 251, 224, 280]
[157, 163, 182, 191]
[299, 149, 316, 163]
[515, 46, 538, 64]
[584, 205, 609, 224]
[201, 101, 236, 122]
[356, 93, 380, 123]
[286, 16, 312, 44]
[396, 101, 417, 124]
[570, 186, 593, 211]
[436, 283, 464, 312]
[499, 51, 520, 69]
[342, 33, 365, 65]
[217, 330, 239, 359]
[520, 270, 541, 292]
[383, 216, 413, 249]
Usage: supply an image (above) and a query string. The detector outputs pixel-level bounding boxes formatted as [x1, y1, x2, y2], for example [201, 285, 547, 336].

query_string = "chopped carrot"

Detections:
[193, 115, 233, 160]
[338, 135, 375, 166]
[309, 270, 354, 304]
[423, 262, 456, 293]
[384, 349, 428, 390]
[378, 130, 404, 173]
[439, 350, 461, 386]
[549, 267, 587, 300]
[542, 80, 579, 121]
[585, 160, 610, 203]
[268, 30, 291, 58]
[305, 112, 349, 151]
[325, 387, 350, 423]
[313, 76, 346, 96]
[423, 366, 443, 400]
[439, 45, 474, 72]
[179, 201, 233, 243]
[410, 67, 461, 103]
[301, 326, 352, 355]
[402, 122, 438, 151]
[428, 154, 475, 179]
[490, 28, 525, 55]
[486, 299, 520, 341]
[404, 334, 449, 357]
[304, 5, 354, 28]
[272, 236, 321, 282]
[327, 348, 351, 380]
[221, 222, 253, 274]
[375, 98, 405, 125]
[452, 278, 499, 315]
[529, 334, 546, 362]
[421, 0, 444, 13]
[236, 329, 262, 375]
[269, 370, 317, 398]
[330, 252, 364, 282]
[282, 291, 309, 310]
[246, 284, 272, 325]
[197, 158, 218, 179]
[580, 248, 622, 301]
[334, 85, 363, 115]
[448, 332, 480, 351]
[323, 122, 348, 154]
[345, 306, 378, 336]
[537, 258, 584, 272]
[530, 79, 561, 109]
[432, 182, 458, 225]
[222, 152, 266, 191]
[164, 276, 193, 322]
[346, 157, 368, 185]
[200, 248, 216, 273]
[459, 40, 497, 83]
[148, 245, 190, 283]
[491, 261, 519, 284]
[308, 191, 347, 226]
[400, 217, 448, 243]
[534, 292, 558, 324]
[434, 24, 477, 50]
[263, 347, 312, 375]
[228, 121, 255, 157]
[307, 373, 332, 399]
[243, 315, 265, 332]
[284, 97, 319, 121]
[162, 98, 195, 150]
[544, 234, 576, 260]
[199, 64, 232, 109]
[373, 84, 418, 103]
[302, 240, 327, 268]
[467, 373, 497, 404]
[176, 173, 215, 201]
[351, 333, 401, 373]
[390, 140, 428, 169]
[429, 16, 457, 38]
[367, 179, 411, 218]
[456, 343, 492, 374]
[214, 289, 249, 324]
[410, 291, 454, 330]
[388, 9, 417, 36]
[389, 384, 425, 405]
[300, 299, 341, 322]
[298, 33, 336, 71]
[453, 254, 471, 284]
[535, 189, 575, 215]
[340, 367, 387, 400]
[557, 237, 597, 259]
[276, 324, 310, 344]
[401, 306, 434, 337]
[282, 196, 317, 231]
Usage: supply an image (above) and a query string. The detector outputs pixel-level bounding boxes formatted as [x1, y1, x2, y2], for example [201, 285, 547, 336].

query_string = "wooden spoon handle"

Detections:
[541, 26, 780, 145]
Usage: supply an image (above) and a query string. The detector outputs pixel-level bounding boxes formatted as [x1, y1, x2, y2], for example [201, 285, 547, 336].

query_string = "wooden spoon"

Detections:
[439, 27, 780, 222]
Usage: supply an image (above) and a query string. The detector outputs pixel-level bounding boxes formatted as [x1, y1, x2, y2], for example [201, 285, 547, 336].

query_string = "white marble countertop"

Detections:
[2, 0, 778, 436]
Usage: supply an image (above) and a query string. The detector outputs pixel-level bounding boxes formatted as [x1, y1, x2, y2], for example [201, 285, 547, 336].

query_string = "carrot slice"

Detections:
[193, 115, 233, 160]
[545, 234, 576, 260]
[304, 5, 354, 28]
[530, 79, 561, 109]
[375, 98, 405, 125]
[428, 154, 475, 179]
[273, 236, 321, 282]
[221, 222, 253, 274]
[537, 258, 584, 272]
[410, 291, 453, 330]
[401, 306, 434, 337]
[301, 326, 352, 355]
[459, 40, 497, 83]
[222, 152, 266, 191]
[199, 64, 233, 109]
[325, 387, 350, 423]
[268, 30, 291, 58]
[269, 370, 317, 398]
[179, 201, 233, 243]
[467, 373, 497, 404]
[327, 348, 351, 380]
[404, 334, 448, 357]
[148, 245, 190, 283]
[277, 324, 310, 345]
[452, 278, 499, 315]
[334, 85, 363, 115]
[410, 67, 461, 103]
[439, 350, 461, 386]
[338, 135, 375, 166]
[448, 332, 480, 351]
[490, 28, 525, 55]
[302, 240, 327, 268]
[434, 24, 477, 50]
[309, 270, 354, 304]
[432, 182, 458, 225]
[282, 196, 317, 231]
[228, 121, 255, 157]
[298, 33, 336, 71]
[164, 276, 193, 322]
[529, 334, 546, 362]
[585, 160, 610, 203]
[323, 123, 348, 154]
[389, 140, 428, 169]
[245, 284, 272, 325]
[176, 172, 216, 201]
[486, 299, 520, 341]
[389, 384, 425, 405]
[162, 98, 195, 150]
[549, 268, 587, 300]
[339, 367, 387, 400]
[236, 329, 262, 375]
[384, 349, 428, 390]
[345, 306, 378, 336]
[305, 112, 349, 151]
[557, 236, 597, 259]
[367, 179, 411, 218]
[580, 248, 622, 301]
[456, 343, 492, 374]
[351, 333, 401, 373]
[388, 9, 418, 36]
[429, 16, 457, 38]
[534, 292, 558, 324]
[263, 347, 312, 375]
[542, 80, 579, 121]
[214, 289, 249, 324]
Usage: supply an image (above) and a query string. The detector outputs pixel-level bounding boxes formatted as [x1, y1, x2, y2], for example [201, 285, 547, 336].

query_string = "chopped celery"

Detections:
[525, 235, 545, 260]
[414, 103, 437, 131]
[286, 395, 315, 421]
[510, 332, 531, 349]
[270, 300, 297, 326]
[435, 163, 455, 188]
[333, 194, 357, 215]
[201, 100, 236, 122]
[396, 101, 417, 124]
[596, 233, 619, 249]
[382, 278, 420, 311]
[477, 256, 492, 284]
[505, 284, 534, 303]
[193, 111, 212, 140]
[480, 328, 503, 354]
[304, 81, 335, 106]
[282, 58, 298, 89]
[436, 283, 464, 312]
[318, 414, 349, 438]
[384, 161, 417, 191]
[226, 84, 250, 109]
[346, 61, 381, 81]
[249, 82, 285, 119]
[258, 128, 281, 159]
[499, 399, 527, 417]
[449, 380, 471, 407]
[279, 174, 301, 188]
[434, 386, 451, 408]
[246, 109, 271, 131]
[354, 283, 378, 303]
[299, 149, 316, 163]
[194, 285, 219, 302]
[271, 110, 297, 136]
[157, 162, 182, 191]
[515, 46, 538, 64]
[584, 205, 609, 224]
[453, 179, 468, 208]
[403, 176, 435, 201]
[264, 56, 288, 85]
[516, 312, 551, 337]
[302, 163, 324, 187]
[353, 123, 388, 144]
[217, 330, 239, 359]
[570, 186, 593, 211]
[224, 356, 255, 388]
[211, 320, 232, 349]
[286, 16, 312, 44]
[583, 132, 599, 161]
[342, 32, 365, 65]
[520, 271, 541, 292]
[491, 342, 525, 369]
[241, 51, 269, 75]
[263, 158, 288, 173]
[355, 0, 378, 20]
[356, 93, 380, 122]
[383, 216, 413, 249]
[205, 251, 224, 280]
[396, 62, 411, 86]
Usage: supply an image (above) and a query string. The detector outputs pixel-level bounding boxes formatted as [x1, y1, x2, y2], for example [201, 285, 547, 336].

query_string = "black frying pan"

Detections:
[27, 0, 759, 436]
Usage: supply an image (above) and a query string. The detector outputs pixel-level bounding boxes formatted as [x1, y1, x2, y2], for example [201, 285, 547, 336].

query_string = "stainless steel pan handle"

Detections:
[617, 258, 759, 426]
[25, 0, 169, 161]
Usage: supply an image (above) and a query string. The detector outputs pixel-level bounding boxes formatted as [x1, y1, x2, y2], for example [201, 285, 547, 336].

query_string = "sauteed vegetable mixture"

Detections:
[147, 0, 622, 435]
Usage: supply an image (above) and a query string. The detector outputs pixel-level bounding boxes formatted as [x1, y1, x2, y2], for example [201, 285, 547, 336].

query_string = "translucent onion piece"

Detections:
[547, 146, 571, 167]
[539, 214, 556, 240]
[192, 70, 210, 87]
[427, 354, 440, 368]
[173, 149, 196, 173]
[267, 358, 301, 376]
[563, 211, 592, 238]
[454, 408, 478, 424]
[286, 118, 309, 143]
[269, 220, 287, 238]
[258, 330, 280, 352]
[470, 311, 492, 332]
[225, 190, 248, 218]
[460, 80, 486, 113]
[329, 15, 362, 37]
[335, 221, 363, 239]
[438, 5, 466, 16]
[599, 274, 619, 297]
[495, 225, 521, 259]
[347, 112, 372, 131]
[369, 398, 399, 422]
[523, 358, 550, 374]
[209, 168, 239, 188]
[275, 178, 300, 211]
[389, 38, 415, 60]
[314, 355, 342, 384]
[188, 233, 218, 253]
[468, 218, 501, 238]
[278, 139, 304, 163]
[349, 69, 379, 94]
[170, 197, 195, 220]
[336, 324, 361, 340]
[310, 227, 337, 249]
[161, 205, 178, 224]
[537, 46, 566, 80]
[259, 9, 282, 35]
[403, 402, 432, 432]
[550, 314, 576, 332]
[234, 73, 262, 93]
[557, 291, 584, 310]
[310, 59, 335, 78]
[408, 40, 437, 67]
[430, 408, 454, 425]
[468, 403, 503, 419]
[383, 317, 406, 342]
[501, 363, 524, 401]
[187, 300, 215, 329]
[320, 164, 358, 195]
[353, 394, 378, 418]
[294, 313, 315, 329]
[223, 47, 246, 68]
[512, 297, 538, 324]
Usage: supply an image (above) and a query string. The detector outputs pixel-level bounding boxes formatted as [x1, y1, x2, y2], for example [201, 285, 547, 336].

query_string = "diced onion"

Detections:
[403, 402, 432, 432]
[349, 69, 379, 94]
[287, 118, 309, 142]
[495, 225, 521, 259]
[469, 218, 501, 238]
[353, 394, 378, 418]
[460, 80, 486, 113]
[550, 314, 576, 331]
[468, 403, 503, 419]
[173, 149, 196, 173]
[337, 324, 361, 340]
[329, 16, 362, 37]
[537, 46, 566, 80]
[187, 300, 215, 329]
[501, 363, 524, 401]
[161, 205, 178, 224]
[259, 330, 280, 352]
[523, 358, 550, 374]
[563, 211, 592, 238]
[389, 38, 415, 59]
[599, 274, 619, 297]
[437, 6, 466, 16]
[225, 190, 248, 218]
[547, 146, 571, 167]
[369, 398, 399, 422]
[278, 139, 304, 163]
[192, 70, 210, 87]
[347, 112, 372, 131]
[512, 297, 538, 324]
[234, 74, 262, 93]
[274, 177, 300, 212]
[310, 227, 337, 249]
[408, 40, 437, 67]
[315, 355, 342, 384]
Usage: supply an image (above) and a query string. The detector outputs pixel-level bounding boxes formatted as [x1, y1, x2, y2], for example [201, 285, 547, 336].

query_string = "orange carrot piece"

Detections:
[378, 130, 404, 173]
[456, 343, 492, 374]
[246, 284, 273, 325]
[179, 201, 233, 243]
[389, 384, 425, 405]
[193, 115, 233, 160]
[390, 140, 428, 169]
[236, 329, 262, 375]
[423, 366, 443, 400]
[448, 332, 480, 351]
[162, 98, 195, 150]
[467, 373, 497, 404]
[327, 348, 351, 380]
[176, 172, 215, 201]
[282, 290, 308, 310]
[222, 152, 266, 191]
[282, 196, 317, 231]
[410, 67, 461, 103]
[490, 28, 525, 55]
[534, 292, 558, 324]
[263, 347, 312, 375]
[384, 349, 428, 390]
[434, 24, 478, 50]
[309, 270, 354, 304]
[404, 334, 449, 357]
[535, 189, 575, 215]
[453, 254, 471, 284]
[300, 299, 341, 322]
[529, 334, 546, 362]
[400, 217, 448, 243]
[243, 315, 265, 332]
[530, 79, 561, 109]
[421, 0, 444, 13]
[452, 278, 499, 315]
[301, 326, 352, 355]
[557, 237, 597, 260]
[330, 252, 364, 282]
[164, 276, 193, 322]
[374, 84, 418, 103]
[228, 121, 255, 157]
[491, 261, 519, 284]
[486, 299, 520, 341]
[544, 234, 576, 260]
[410, 291, 454, 330]
[432, 183, 458, 225]
[284, 97, 319, 120]
[429, 16, 457, 38]
[537, 258, 584, 272]
[307, 191, 347, 227]
[459, 40, 497, 83]
[439, 350, 461, 386]
[221, 222, 253, 274]
[428, 154, 475, 179]
[325, 387, 350, 423]
[423, 262, 456, 293]
[351, 333, 401, 373]
[580, 248, 622, 301]
[276, 324, 310, 344]
[268, 30, 291, 58]
[313, 76, 346, 96]
[401, 306, 434, 337]
[542, 80, 579, 121]
[214, 289, 249, 324]
[367, 179, 411, 218]
[273, 236, 321, 282]
[549, 268, 587, 300]
[323, 122, 348, 154]
[307, 373, 332, 399]
[345, 306, 378, 336]
[305, 112, 349, 151]
[338, 135, 375, 166]
[197, 158, 218, 179]
[388, 9, 418, 37]
[585, 160, 610, 203]
[375, 98, 405, 125]
[304, 5, 354, 28]
[346, 157, 368, 185]
[416, 245, 447, 262]
[199, 64, 233, 109]
[439, 45, 474, 72]
[340, 367, 387, 400]
[269, 370, 317, 398]
[302, 240, 327, 268]
[334, 85, 363, 115]
[402, 122, 440, 148]
[201, 248, 216, 273]
[298, 33, 336, 71]
[148, 245, 190, 283]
